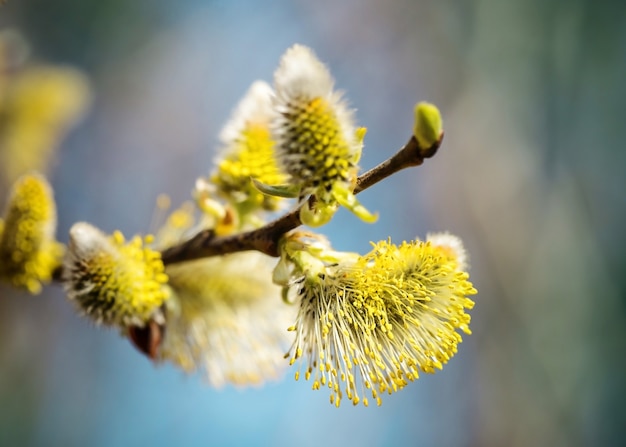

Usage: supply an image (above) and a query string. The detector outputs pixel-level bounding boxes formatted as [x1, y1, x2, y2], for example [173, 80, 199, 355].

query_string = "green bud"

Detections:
[413, 102, 443, 149]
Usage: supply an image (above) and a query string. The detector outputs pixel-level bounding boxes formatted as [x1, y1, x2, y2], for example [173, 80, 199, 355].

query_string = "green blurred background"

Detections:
[1, 0, 624, 446]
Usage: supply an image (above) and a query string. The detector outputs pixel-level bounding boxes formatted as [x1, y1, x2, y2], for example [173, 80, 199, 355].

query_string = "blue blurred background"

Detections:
[1, 0, 625, 446]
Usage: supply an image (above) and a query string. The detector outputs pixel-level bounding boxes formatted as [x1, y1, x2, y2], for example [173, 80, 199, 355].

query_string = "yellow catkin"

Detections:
[0, 66, 90, 184]
[64, 222, 169, 327]
[272, 45, 360, 201]
[159, 251, 296, 388]
[286, 237, 477, 406]
[210, 80, 287, 213]
[0, 173, 63, 294]
[271, 44, 375, 224]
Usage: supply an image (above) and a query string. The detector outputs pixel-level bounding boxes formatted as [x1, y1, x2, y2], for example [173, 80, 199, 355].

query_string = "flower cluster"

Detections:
[204, 44, 375, 227]
[278, 233, 476, 406]
[0, 41, 477, 406]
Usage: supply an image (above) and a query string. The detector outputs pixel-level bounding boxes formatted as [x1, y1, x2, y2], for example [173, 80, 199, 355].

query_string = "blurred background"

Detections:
[1, 0, 625, 446]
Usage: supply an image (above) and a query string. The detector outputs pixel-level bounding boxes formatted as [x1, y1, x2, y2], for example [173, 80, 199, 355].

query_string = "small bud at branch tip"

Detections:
[413, 102, 443, 151]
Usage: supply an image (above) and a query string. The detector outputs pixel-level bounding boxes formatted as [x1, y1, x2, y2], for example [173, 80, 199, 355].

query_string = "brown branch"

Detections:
[160, 133, 442, 263]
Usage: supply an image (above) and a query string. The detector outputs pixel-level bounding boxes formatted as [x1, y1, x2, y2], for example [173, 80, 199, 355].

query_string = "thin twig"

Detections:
[160, 134, 441, 263]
